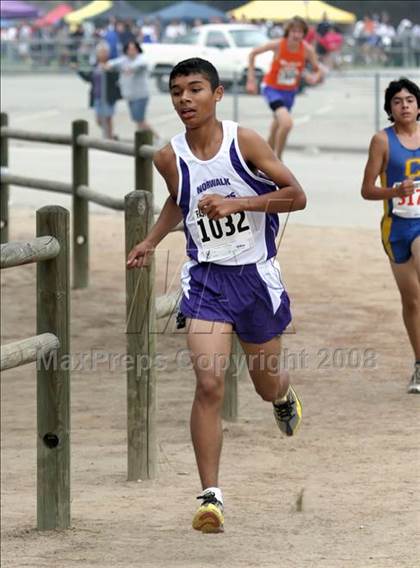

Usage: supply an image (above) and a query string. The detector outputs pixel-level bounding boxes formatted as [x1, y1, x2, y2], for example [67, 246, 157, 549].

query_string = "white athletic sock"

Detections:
[203, 486, 223, 505]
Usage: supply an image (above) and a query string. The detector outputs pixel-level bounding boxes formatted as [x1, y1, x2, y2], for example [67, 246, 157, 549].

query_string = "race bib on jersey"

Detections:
[194, 208, 255, 262]
[277, 64, 298, 87]
[392, 180, 420, 218]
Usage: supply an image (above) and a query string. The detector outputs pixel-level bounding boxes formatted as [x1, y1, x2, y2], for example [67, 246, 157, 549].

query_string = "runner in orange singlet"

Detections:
[247, 17, 322, 159]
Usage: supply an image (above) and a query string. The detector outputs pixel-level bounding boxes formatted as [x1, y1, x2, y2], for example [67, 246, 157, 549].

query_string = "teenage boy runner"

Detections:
[127, 58, 307, 533]
[361, 77, 420, 394]
[246, 16, 322, 159]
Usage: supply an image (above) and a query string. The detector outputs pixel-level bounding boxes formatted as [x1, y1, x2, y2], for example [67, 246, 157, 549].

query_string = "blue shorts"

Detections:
[180, 259, 292, 344]
[381, 215, 420, 263]
[262, 86, 297, 112]
[93, 98, 115, 118]
[128, 97, 149, 122]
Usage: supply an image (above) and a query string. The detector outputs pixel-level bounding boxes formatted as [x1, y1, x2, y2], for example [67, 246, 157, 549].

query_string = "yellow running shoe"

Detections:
[272, 385, 302, 436]
[192, 491, 224, 534]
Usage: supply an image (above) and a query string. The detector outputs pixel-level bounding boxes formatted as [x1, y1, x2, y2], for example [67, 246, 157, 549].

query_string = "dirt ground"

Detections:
[1, 210, 419, 568]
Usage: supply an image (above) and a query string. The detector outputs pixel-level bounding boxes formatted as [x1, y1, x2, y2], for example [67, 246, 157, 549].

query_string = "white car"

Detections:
[142, 24, 273, 92]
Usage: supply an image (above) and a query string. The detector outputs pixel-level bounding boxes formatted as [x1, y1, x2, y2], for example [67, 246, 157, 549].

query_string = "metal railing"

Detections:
[1, 36, 419, 72]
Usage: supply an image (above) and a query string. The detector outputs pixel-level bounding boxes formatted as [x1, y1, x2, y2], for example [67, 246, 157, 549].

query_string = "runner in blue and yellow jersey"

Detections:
[362, 77, 420, 394]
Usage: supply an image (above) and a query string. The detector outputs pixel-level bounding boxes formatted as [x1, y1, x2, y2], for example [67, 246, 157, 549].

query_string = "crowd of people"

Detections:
[3, 9, 417, 143]
[1, 10, 420, 69]
[72, 37, 158, 141]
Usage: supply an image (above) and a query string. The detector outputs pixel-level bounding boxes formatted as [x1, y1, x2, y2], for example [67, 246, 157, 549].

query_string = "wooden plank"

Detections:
[0, 172, 72, 194]
[1, 333, 59, 371]
[1, 236, 59, 269]
[76, 185, 124, 210]
[76, 134, 134, 156]
[36, 205, 70, 530]
[0, 126, 71, 145]
[137, 143, 156, 160]
[125, 190, 157, 480]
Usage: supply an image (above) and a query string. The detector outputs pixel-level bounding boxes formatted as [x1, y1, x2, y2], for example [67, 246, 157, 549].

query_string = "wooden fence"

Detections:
[0, 111, 154, 289]
[0, 113, 242, 490]
[1, 205, 70, 530]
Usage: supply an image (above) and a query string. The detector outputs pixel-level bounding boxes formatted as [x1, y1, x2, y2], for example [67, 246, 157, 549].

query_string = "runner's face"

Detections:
[390, 88, 419, 124]
[287, 25, 305, 46]
[170, 73, 223, 127]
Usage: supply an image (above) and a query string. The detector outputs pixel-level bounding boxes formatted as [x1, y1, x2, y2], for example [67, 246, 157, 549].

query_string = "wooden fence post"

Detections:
[125, 190, 157, 481]
[72, 120, 89, 289]
[1, 112, 9, 243]
[134, 130, 153, 192]
[36, 205, 70, 530]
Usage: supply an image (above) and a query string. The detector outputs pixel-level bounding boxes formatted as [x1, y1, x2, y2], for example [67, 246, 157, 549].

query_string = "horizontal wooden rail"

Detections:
[76, 185, 125, 210]
[156, 291, 180, 320]
[138, 144, 155, 159]
[1, 236, 60, 268]
[76, 134, 134, 156]
[1, 333, 60, 371]
[1, 172, 72, 194]
[0, 127, 71, 146]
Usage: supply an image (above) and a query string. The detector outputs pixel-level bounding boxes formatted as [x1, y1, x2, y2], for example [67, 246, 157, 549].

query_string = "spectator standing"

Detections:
[104, 18, 119, 58]
[69, 23, 85, 63]
[164, 19, 186, 41]
[17, 22, 32, 62]
[116, 21, 135, 49]
[107, 40, 153, 133]
[412, 24, 420, 67]
[74, 42, 121, 139]
[317, 26, 344, 68]
[141, 19, 158, 43]
[316, 12, 331, 38]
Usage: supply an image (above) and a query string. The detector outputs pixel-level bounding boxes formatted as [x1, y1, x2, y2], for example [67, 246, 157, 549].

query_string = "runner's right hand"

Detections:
[127, 241, 155, 269]
[394, 179, 415, 197]
[246, 78, 258, 95]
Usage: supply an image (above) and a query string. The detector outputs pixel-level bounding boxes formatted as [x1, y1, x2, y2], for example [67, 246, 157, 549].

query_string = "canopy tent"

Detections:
[34, 4, 73, 27]
[148, 0, 228, 23]
[95, 0, 143, 20]
[229, 1, 356, 24]
[65, 0, 111, 24]
[0, 0, 40, 19]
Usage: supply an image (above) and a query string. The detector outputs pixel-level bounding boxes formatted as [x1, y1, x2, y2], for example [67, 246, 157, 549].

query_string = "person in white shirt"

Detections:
[107, 40, 152, 133]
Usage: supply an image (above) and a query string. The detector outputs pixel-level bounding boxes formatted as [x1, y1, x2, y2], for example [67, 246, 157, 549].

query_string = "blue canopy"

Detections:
[149, 1, 228, 23]
[95, 0, 143, 21]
